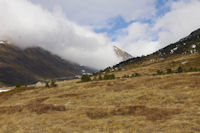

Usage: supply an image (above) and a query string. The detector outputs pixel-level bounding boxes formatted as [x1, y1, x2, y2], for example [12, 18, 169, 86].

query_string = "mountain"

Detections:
[0, 41, 96, 86]
[113, 28, 200, 68]
[156, 28, 200, 56]
[113, 46, 133, 61]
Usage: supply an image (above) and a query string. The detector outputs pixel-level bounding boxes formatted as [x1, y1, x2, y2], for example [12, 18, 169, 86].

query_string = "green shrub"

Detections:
[104, 67, 111, 72]
[15, 82, 21, 88]
[50, 80, 57, 87]
[132, 73, 140, 77]
[81, 74, 91, 82]
[188, 67, 200, 72]
[111, 74, 115, 79]
[98, 75, 103, 80]
[122, 75, 129, 78]
[93, 76, 97, 81]
[118, 68, 122, 71]
[104, 74, 115, 80]
[157, 70, 164, 75]
[189, 67, 194, 72]
[45, 81, 50, 88]
[166, 68, 173, 74]
[177, 66, 183, 73]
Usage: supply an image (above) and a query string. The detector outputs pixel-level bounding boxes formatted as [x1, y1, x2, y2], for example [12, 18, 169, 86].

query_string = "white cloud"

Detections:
[115, 22, 159, 56]
[30, 0, 156, 26]
[0, 0, 121, 69]
[1, 0, 200, 70]
[115, 0, 200, 56]
[154, 0, 200, 45]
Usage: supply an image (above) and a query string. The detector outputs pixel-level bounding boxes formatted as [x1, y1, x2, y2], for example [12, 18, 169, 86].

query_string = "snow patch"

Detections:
[0, 89, 10, 93]
[181, 61, 188, 65]
[170, 47, 178, 54]
[0, 41, 4, 44]
[192, 44, 196, 48]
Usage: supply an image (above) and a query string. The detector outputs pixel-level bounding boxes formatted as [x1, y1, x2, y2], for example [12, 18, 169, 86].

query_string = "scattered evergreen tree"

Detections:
[188, 67, 200, 72]
[177, 66, 183, 73]
[157, 70, 164, 75]
[93, 76, 97, 81]
[104, 74, 109, 80]
[104, 67, 111, 72]
[193, 67, 199, 72]
[15, 82, 21, 88]
[132, 73, 140, 77]
[118, 68, 122, 71]
[81, 74, 91, 82]
[50, 80, 57, 87]
[122, 74, 129, 78]
[166, 68, 173, 74]
[98, 75, 103, 80]
[45, 81, 50, 88]
[111, 74, 115, 79]
[104, 74, 115, 80]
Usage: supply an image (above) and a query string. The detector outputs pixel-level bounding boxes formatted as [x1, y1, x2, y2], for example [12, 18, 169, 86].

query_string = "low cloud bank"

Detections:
[0, 0, 121, 69]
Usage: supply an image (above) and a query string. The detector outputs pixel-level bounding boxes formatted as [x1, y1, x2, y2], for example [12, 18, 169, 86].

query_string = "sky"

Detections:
[0, 0, 200, 69]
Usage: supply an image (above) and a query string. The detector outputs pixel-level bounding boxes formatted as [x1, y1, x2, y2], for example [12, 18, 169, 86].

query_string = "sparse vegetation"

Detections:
[98, 74, 103, 80]
[166, 68, 173, 74]
[103, 74, 115, 80]
[132, 73, 140, 77]
[1, 72, 200, 132]
[45, 81, 50, 88]
[156, 70, 164, 75]
[50, 80, 57, 87]
[81, 74, 91, 82]
[15, 82, 21, 88]
[1, 48, 200, 133]
[93, 76, 97, 81]
[45, 80, 57, 88]
[177, 66, 183, 73]
[122, 74, 129, 78]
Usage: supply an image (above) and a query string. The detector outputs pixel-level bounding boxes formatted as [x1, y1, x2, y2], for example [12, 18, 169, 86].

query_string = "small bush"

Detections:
[50, 80, 57, 87]
[188, 67, 200, 72]
[122, 75, 129, 78]
[166, 68, 173, 74]
[93, 76, 97, 81]
[118, 68, 122, 71]
[104, 74, 115, 80]
[111, 74, 115, 79]
[45, 81, 50, 88]
[98, 75, 103, 80]
[15, 82, 21, 88]
[81, 74, 91, 82]
[177, 66, 183, 73]
[157, 70, 164, 75]
[132, 73, 140, 77]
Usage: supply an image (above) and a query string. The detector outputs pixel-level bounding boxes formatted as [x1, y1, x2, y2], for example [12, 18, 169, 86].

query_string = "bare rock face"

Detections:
[113, 46, 133, 61]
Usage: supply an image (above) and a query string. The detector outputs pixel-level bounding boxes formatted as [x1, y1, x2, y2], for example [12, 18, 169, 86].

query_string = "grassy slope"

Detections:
[0, 54, 200, 133]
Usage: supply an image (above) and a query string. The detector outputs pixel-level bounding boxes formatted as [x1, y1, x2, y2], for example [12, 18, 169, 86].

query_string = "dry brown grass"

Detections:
[0, 103, 66, 114]
[0, 55, 200, 133]
[86, 105, 181, 121]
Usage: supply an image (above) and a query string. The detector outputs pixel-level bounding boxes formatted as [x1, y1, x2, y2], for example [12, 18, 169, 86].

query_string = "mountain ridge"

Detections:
[113, 46, 133, 61]
[112, 28, 200, 68]
[0, 41, 95, 86]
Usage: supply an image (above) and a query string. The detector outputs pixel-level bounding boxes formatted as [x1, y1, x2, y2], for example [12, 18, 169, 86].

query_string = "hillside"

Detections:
[0, 29, 200, 132]
[0, 41, 95, 86]
[0, 55, 200, 132]
[113, 28, 200, 68]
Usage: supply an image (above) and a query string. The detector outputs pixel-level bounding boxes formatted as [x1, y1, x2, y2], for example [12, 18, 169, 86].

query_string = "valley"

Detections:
[1, 0, 200, 132]
[0, 52, 200, 132]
